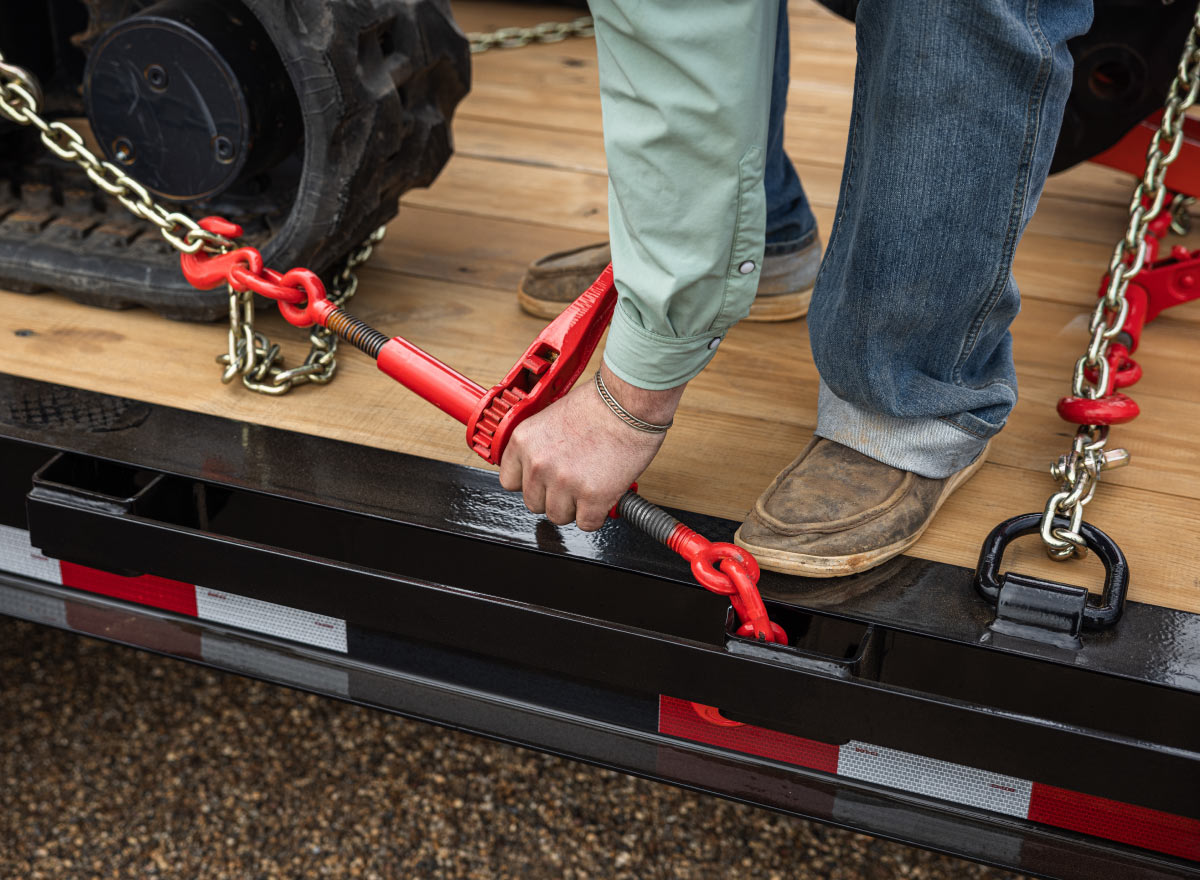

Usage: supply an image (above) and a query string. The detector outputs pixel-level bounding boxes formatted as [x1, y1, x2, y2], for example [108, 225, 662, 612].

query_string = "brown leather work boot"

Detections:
[517, 237, 823, 321]
[734, 438, 989, 577]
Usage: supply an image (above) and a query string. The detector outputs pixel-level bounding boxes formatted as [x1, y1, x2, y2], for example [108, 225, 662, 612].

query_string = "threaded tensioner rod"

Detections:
[326, 309, 390, 359]
[615, 490, 679, 544]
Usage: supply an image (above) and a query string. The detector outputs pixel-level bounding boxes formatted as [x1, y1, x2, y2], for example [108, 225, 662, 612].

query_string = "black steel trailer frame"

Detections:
[1, 372, 1197, 879]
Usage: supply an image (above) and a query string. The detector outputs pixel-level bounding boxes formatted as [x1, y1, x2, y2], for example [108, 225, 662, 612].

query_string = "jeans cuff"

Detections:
[815, 379, 990, 479]
[763, 225, 818, 258]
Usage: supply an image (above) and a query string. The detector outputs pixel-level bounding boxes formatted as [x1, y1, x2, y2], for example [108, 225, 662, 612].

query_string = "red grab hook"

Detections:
[178, 219, 263, 289]
[1059, 234, 1200, 428]
[1057, 393, 1140, 426]
[180, 217, 335, 328]
[668, 526, 787, 644]
[609, 489, 790, 728]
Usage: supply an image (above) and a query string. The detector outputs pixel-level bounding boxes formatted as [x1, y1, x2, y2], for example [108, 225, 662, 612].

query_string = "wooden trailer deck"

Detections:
[1, 0, 1198, 615]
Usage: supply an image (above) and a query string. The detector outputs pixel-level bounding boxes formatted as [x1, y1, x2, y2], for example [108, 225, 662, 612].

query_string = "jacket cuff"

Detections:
[602, 301, 727, 390]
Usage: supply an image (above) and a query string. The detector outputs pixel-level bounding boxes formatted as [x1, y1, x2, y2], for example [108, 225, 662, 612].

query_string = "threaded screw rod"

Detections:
[325, 308, 390, 359]
[615, 490, 680, 544]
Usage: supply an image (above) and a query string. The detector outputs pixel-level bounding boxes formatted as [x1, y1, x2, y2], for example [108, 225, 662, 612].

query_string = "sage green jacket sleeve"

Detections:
[591, 1, 779, 390]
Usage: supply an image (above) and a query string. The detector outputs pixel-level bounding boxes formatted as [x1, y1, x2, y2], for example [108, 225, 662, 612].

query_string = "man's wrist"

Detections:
[597, 362, 685, 425]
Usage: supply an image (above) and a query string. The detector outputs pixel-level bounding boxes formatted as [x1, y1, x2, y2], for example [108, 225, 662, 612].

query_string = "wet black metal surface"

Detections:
[2, 373, 1200, 825]
[2, 574, 1197, 880]
[0, 374, 1195, 692]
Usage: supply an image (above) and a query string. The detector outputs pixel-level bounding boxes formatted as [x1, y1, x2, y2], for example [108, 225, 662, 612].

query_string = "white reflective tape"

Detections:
[837, 741, 1033, 818]
[0, 525, 63, 584]
[201, 633, 350, 697]
[0, 581, 68, 628]
[195, 587, 347, 653]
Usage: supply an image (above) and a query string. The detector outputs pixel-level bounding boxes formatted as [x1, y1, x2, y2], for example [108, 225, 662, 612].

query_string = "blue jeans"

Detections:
[765, 0, 819, 257]
[592, 0, 1090, 458]
[809, 0, 1094, 477]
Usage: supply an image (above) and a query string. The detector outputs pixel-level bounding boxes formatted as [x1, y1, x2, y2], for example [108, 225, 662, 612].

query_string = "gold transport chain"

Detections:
[0, 52, 233, 257]
[467, 16, 593, 54]
[220, 227, 385, 395]
[1039, 3, 1200, 560]
[0, 50, 383, 395]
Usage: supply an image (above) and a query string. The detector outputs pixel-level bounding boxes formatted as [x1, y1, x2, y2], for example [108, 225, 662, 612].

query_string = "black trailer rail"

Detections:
[1, 372, 1198, 879]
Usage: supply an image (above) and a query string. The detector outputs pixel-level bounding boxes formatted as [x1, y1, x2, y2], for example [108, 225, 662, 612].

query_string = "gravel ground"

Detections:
[1, 617, 1030, 880]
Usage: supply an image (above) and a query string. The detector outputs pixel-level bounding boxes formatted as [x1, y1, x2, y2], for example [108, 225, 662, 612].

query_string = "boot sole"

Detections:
[518, 285, 813, 323]
[742, 288, 812, 322]
[517, 286, 578, 321]
[734, 445, 990, 578]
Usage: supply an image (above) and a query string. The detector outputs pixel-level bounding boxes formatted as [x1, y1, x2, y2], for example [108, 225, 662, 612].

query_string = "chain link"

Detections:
[0, 50, 382, 395]
[217, 227, 385, 394]
[1169, 192, 1196, 235]
[467, 16, 593, 54]
[1040, 4, 1200, 559]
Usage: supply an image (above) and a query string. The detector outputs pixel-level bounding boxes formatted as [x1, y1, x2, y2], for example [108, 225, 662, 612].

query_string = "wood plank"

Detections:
[402, 140, 1200, 332]
[453, 4, 859, 153]
[453, 3, 1142, 210]
[404, 154, 610, 234]
[456, 116, 606, 175]
[452, 111, 851, 181]
[411, 147, 1195, 275]
[375, 204, 604, 290]
[377, 201, 839, 292]
[459, 51, 856, 169]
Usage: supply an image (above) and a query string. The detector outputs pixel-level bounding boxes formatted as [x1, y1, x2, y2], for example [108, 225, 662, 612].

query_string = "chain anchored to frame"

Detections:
[1040, 4, 1200, 559]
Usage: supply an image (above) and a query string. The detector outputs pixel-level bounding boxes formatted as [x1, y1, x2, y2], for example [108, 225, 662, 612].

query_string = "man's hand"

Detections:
[498, 363, 685, 531]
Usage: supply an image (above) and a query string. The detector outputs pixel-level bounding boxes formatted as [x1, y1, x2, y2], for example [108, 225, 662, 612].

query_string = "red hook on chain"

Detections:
[1058, 340, 1144, 426]
[179, 217, 336, 328]
[673, 532, 786, 727]
[668, 527, 787, 644]
[611, 489, 787, 728]
[1081, 342, 1142, 395]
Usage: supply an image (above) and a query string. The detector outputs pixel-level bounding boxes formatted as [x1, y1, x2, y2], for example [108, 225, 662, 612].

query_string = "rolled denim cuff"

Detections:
[815, 379, 990, 479]
[763, 223, 818, 258]
[602, 302, 724, 390]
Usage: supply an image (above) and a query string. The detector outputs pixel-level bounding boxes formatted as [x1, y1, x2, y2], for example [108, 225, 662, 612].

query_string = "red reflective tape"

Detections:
[1028, 783, 1200, 862]
[59, 562, 197, 617]
[658, 695, 839, 774]
[659, 694, 1198, 861]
